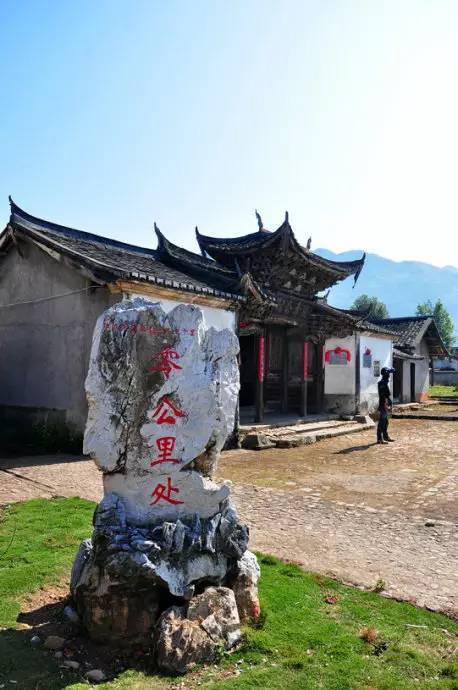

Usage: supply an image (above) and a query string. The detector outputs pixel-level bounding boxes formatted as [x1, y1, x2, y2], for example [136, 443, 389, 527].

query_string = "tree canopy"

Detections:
[416, 299, 455, 351]
[350, 294, 389, 320]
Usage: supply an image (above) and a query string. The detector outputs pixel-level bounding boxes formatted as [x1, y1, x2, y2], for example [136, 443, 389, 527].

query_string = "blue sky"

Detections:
[1, 1, 457, 267]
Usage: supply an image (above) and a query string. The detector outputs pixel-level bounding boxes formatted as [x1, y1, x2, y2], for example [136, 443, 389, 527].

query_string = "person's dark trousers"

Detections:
[377, 408, 389, 442]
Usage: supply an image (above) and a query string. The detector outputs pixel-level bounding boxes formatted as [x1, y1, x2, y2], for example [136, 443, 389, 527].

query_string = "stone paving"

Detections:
[0, 418, 457, 615]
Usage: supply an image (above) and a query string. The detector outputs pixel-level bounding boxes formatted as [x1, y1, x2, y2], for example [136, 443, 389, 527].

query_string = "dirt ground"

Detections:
[1, 418, 457, 616]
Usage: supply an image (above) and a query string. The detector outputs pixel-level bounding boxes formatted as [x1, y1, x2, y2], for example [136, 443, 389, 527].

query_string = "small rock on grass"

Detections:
[44, 635, 65, 650]
[86, 669, 106, 683]
[62, 660, 80, 670]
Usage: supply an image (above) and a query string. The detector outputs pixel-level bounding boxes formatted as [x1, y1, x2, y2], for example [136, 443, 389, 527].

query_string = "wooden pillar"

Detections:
[300, 340, 308, 418]
[316, 343, 324, 413]
[355, 333, 361, 415]
[255, 332, 265, 423]
[430, 358, 435, 387]
[281, 333, 289, 413]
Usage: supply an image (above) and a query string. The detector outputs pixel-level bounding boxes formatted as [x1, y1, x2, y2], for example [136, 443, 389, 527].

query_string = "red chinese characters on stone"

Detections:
[152, 397, 186, 425]
[150, 477, 184, 506]
[150, 436, 180, 467]
[149, 346, 182, 379]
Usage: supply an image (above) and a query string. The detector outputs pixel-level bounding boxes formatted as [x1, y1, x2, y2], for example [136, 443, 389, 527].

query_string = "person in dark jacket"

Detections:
[377, 366, 396, 444]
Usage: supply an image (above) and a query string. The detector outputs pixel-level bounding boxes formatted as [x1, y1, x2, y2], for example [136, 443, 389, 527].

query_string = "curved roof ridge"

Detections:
[155, 225, 235, 276]
[9, 197, 158, 259]
[195, 216, 365, 280]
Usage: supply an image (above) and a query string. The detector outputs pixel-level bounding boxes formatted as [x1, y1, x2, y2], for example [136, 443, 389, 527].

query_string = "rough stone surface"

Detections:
[241, 433, 276, 450]
[84, 298, 239, 523]
[86, 669, 106, 683]
[155, 606, 216, 674]
[231, 551, 261, 621]
[187, 586, 242, 649]
[70, 299, 258, 648]
[43, 635, 65, 650]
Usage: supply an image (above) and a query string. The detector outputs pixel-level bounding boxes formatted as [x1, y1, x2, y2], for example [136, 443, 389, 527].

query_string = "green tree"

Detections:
[416, 299, 455, 350]
[350, 294, 389, 319]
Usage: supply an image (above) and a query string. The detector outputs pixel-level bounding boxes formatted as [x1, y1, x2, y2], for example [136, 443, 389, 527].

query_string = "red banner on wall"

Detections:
[303, 341, 308, 380]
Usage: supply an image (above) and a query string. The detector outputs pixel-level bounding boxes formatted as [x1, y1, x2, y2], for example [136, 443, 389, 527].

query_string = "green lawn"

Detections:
[0, 498, 457, 690]
[429, 385, 458, 397]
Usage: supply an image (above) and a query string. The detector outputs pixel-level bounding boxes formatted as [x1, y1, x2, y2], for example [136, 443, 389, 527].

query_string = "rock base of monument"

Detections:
[71, 494, 260, 673]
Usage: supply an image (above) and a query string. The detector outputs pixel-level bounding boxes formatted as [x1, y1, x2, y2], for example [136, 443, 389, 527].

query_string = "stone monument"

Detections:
[70, 298, 260, 672]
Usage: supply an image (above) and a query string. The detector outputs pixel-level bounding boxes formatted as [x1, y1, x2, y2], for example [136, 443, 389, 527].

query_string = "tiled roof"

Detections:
[374, 316, 448, 356]
[196, 219, 366, 280]
[4, 199, 244, 301]
[337, 309, 398, 336]
[373, 316, 431, 347]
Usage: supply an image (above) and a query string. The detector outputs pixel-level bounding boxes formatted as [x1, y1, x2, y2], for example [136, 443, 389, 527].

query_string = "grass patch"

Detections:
[429, 385, 458, 397]
[0, 498, 457, 689]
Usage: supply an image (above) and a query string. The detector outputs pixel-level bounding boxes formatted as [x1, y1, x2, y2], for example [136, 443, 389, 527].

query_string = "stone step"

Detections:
[242, 419, 374, 450]
[243, 418, 360, 437]
[275, 422, 374, 448]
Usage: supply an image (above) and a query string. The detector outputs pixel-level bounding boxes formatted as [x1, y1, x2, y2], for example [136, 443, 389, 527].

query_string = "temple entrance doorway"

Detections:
[239, 326, 324, 424]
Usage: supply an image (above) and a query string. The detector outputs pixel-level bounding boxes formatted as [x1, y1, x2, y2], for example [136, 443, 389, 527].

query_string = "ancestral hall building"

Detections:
[0, 199, 405, 443]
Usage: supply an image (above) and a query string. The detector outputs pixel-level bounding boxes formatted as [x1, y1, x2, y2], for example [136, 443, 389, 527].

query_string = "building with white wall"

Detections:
[324, 328, 394, 415]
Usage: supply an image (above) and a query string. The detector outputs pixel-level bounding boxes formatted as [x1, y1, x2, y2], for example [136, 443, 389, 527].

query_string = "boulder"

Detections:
[43, 635, 65, 651]
[155, 606, 216, 674]
[232, 551, 261, 621]
[187, 586, 242, 649]
[71, 299, 259, 656]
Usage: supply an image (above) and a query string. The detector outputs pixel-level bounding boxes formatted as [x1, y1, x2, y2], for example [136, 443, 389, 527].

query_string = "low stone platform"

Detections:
[392, 403, 458, 422]
[240, 416, 374, 450]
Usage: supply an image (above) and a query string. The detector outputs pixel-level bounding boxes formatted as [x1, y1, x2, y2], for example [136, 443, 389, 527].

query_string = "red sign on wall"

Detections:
[303, 341, 309, 380]
[324, 346, 351, 365]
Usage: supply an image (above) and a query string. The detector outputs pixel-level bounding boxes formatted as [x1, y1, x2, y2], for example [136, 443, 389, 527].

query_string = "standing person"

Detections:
[377, 366, 396, 444]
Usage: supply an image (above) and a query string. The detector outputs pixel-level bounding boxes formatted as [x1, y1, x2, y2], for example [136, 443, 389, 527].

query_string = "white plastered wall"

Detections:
[359, 334, 393, 413]
[324, 336, 356, 395]
[126, 292, 236, 332]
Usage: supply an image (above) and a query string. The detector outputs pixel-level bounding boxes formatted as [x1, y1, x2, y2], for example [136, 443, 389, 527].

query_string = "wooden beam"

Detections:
[113, 280, 238, 311]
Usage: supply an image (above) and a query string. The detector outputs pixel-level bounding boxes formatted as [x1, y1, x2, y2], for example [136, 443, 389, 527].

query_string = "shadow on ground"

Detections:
[0, 598, 161, 690]
[333, 442, 378, 455]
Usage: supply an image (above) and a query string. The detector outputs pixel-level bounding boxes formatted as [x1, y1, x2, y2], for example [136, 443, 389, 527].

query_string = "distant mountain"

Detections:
[315, 249, 458, 342]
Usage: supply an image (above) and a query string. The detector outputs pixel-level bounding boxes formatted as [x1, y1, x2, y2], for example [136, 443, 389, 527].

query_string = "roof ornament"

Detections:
[195, 226, 207, 257]
[284, 210, 289, 224]
[353, 252, 366, 287]
[255, 209, 263, 231]
[306, 236, 312, 251]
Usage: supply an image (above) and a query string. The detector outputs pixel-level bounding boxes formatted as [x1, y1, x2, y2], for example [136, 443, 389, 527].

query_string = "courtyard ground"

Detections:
[0, 417, 457, 616]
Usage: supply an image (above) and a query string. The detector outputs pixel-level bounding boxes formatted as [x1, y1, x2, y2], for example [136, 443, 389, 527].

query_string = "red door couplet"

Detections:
[255, 334, 265, 422]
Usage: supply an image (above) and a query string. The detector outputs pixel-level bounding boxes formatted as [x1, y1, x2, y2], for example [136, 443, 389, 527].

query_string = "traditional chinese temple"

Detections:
[155, 212, 394, 423]
[0, 199, 397, 444]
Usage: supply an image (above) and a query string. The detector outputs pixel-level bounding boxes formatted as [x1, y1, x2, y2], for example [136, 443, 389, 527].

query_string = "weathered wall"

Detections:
[359, 335, 393, 413]
[432, 370, 458, 386]
[0, 241, 115, 437]
[415, 340, 430, 401]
